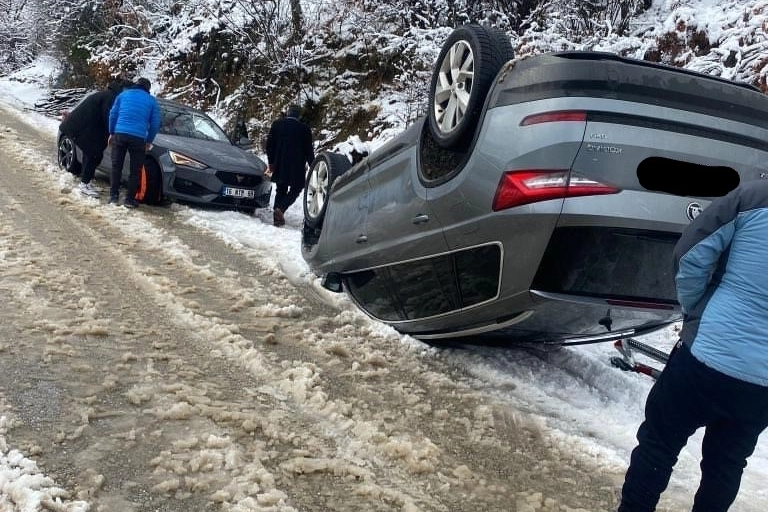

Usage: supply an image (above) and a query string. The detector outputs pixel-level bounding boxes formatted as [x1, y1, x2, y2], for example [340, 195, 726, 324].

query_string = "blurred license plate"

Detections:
[222, 187, 255, 198]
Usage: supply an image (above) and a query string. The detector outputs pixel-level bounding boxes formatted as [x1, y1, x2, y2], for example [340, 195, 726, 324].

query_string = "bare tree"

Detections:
[0, 0, 39, 73]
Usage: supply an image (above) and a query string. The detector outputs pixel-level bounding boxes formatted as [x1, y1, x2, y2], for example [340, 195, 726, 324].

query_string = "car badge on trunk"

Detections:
[686, 202, 702, 221]
[236, 174, 245, 183]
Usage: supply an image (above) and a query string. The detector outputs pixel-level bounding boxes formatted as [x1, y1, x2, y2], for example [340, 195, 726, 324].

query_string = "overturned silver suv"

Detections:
[301, 24, 768, 346]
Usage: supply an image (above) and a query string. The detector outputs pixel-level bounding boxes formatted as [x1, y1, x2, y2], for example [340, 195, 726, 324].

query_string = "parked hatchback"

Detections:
[301, 24, 768, 345]
[57, 98, 271, 213]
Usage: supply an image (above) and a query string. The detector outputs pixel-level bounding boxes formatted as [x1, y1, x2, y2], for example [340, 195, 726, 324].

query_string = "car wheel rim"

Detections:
[306, 160, 329, 219]
[58, 138, 73, 169]
[433, 40, 474, 134]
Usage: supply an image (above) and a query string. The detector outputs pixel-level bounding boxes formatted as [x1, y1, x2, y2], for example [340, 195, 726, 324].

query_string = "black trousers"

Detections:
[110, 133, 146, 200]
[273, 183, 302, 213]
[619, 343, 768, 512]
[79, 149, 102, 185]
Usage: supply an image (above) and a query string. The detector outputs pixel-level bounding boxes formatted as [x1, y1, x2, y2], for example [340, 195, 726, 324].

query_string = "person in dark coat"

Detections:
[265, 104, 315, 227]
[59, 78, 131, 197]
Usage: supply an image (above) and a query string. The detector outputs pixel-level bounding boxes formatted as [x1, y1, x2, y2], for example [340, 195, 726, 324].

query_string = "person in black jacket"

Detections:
[265, 104, 315, 227]
[59, 79, 131, 197]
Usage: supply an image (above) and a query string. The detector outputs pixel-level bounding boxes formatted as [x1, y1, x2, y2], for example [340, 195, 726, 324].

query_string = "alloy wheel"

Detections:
[432, 40, 475, 135]
[58, 137, 74, 170]
[305, 159, 329, 221]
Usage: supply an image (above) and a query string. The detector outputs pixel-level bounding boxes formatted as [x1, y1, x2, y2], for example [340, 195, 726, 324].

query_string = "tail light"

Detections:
[520, 110, 587, 126]
[492, 170, 620, 211]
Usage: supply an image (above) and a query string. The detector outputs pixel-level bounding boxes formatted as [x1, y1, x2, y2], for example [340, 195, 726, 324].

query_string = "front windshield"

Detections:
[159, 106, 230, 142]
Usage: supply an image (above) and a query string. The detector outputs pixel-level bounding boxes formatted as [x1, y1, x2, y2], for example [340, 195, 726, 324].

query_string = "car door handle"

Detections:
[412, 214, 430, 225]
[356, 234, 368, 243]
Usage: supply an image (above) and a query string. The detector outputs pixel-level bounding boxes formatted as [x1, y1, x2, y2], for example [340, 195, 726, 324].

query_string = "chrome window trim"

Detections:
[412, 310, 534, 340]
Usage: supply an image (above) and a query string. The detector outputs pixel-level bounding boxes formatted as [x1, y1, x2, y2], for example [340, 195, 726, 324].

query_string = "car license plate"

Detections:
[222, 187, 255, 199]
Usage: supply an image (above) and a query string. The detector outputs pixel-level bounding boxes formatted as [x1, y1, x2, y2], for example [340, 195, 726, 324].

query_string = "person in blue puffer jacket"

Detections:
[618, 179, 768, 512]
[108, 77, 161, 207]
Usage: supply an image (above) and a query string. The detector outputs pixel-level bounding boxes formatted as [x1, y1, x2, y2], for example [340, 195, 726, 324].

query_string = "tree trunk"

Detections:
[289, 0, 304, 44]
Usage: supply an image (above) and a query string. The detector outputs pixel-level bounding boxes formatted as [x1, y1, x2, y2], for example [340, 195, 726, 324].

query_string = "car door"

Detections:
[362, 130, 448, 269]
[317, 163, 371, 271]
[342, 125, 454, 323]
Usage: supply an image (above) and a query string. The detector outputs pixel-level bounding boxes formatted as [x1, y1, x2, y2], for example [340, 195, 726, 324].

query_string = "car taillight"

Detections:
[520, 110, 587, 126]
[492, 170, 620, 211]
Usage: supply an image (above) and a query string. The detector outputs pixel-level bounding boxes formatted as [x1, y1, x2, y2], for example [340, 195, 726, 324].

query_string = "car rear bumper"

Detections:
[490, 51, 768, 129]
[388, 291, 680, 344]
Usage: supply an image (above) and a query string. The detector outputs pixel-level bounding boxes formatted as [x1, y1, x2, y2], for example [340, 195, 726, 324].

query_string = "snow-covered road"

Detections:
[0, 69, 765, 512]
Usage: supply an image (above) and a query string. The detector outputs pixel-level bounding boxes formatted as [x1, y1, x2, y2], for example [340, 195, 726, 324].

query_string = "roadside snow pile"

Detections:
[0, 415, 90, 512]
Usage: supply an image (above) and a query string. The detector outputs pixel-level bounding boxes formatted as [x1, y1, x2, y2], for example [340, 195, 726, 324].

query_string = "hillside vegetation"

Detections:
[3, 0, 768, 152]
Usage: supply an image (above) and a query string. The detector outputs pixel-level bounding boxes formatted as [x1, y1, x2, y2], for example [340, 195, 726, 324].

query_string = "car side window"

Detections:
[346, 269, 405, 321]
[387, 254, 458, 319]
[454, 244, 501, 306]
[345, 244, 501, 322]
[418, 121, 468, 183]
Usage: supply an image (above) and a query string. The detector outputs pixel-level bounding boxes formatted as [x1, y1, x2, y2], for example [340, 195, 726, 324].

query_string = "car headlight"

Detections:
[169, 150, 208, 169]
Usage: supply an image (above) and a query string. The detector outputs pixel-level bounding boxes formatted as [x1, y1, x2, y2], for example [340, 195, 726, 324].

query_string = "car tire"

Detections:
[304, 152, 351, 229]
[135, 159, 164, 205]
[57, 135, 82, 175]
[487, 27, 515, 66]
[428, 24, 514, 150]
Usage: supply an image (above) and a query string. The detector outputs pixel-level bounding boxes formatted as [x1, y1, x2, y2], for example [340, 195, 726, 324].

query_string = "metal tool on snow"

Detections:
[610, 338, 670, 379]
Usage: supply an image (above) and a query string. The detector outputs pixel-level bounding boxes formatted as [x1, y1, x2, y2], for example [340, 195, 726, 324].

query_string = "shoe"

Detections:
[108, 195, 119, 204]
[123, 198, 139, 209]
[78, 182, 100, 197]
[273, 207, 285, 227]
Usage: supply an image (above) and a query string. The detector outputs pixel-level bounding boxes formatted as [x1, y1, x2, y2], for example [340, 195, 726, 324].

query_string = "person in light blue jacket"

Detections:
[108, 77, 161, 207]
[619, 179, 768, 512]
